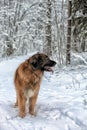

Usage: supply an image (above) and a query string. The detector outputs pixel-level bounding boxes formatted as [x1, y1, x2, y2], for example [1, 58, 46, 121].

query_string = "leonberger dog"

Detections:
[14, 52, 56, 118]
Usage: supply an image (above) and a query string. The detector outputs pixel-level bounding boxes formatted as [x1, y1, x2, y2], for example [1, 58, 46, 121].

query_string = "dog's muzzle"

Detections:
[43, 60, 56, 72]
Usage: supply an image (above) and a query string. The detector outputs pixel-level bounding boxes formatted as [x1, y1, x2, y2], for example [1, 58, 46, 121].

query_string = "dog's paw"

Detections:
[19, 112, 26, 118]
[14, 103, 18, 108]
[29, 111, 36, 116]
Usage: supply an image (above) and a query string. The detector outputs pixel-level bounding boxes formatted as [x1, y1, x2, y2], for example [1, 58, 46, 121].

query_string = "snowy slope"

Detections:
[0, 53, 87, 130]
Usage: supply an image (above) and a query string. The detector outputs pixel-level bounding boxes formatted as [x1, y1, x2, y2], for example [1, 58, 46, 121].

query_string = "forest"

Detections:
[0, 0, 87, 66]
[0, 1, 87, 130]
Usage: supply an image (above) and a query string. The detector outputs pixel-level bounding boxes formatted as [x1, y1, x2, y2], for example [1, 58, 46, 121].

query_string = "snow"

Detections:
[0, 53, 87, 130]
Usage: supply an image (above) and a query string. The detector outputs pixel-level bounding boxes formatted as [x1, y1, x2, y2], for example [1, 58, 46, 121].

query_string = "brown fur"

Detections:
[14, 53, 56, 118]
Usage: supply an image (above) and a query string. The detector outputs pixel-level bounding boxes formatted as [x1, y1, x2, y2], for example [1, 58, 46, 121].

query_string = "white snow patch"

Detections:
[0, 53, 87, 130]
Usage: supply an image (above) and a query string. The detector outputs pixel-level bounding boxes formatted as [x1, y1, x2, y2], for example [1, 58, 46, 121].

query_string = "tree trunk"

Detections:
[45, 0, 52, 56]
[66, 0, 72, 65]
[81, 37, 85, 52]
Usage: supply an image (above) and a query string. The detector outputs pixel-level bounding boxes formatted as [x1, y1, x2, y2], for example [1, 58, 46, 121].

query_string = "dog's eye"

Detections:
[45, 56, 49, 60]
[45, 55, 49, 59]
[38, 57, 42, 63]
[39, 58, 41, 62]
[31, 62, 38, 68]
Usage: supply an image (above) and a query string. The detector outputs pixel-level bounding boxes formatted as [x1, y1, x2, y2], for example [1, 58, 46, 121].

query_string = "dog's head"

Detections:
[29, 53, 56, 72]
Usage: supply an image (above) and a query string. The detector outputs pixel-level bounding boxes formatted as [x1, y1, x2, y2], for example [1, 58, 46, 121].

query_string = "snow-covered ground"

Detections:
[0, 53, 87, 130]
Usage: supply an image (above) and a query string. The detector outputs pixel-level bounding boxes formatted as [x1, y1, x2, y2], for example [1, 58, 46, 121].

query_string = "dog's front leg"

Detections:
[18, 91, 26, 118]
[29, 93, 38, 116]
[29, 84, 40, 116]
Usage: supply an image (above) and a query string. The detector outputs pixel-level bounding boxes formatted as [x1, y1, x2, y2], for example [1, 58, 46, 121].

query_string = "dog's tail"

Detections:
[14, 68, 18, 84]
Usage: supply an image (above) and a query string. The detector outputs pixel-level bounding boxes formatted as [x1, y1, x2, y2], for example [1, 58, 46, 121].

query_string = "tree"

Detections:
[72, 0, 87, 52]
[51, 0, 67, 65]
[66, 0, 72, 65]
[0, 0, 47, 57]
[0, 0, 68, 63]
[45, 0, 52, 56]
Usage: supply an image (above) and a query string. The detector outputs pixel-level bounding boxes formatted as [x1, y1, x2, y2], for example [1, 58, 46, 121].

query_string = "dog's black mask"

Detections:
[42, 60, 56, 72]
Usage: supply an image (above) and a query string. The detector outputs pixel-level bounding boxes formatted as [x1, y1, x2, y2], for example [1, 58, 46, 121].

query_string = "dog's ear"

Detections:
[30, 57, 38, 69]
[31, 60, 38, 68]
[30, 53, 43, 69]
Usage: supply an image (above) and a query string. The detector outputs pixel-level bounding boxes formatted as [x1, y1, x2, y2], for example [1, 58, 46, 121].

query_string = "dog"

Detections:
[14, 52, 56, 118]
